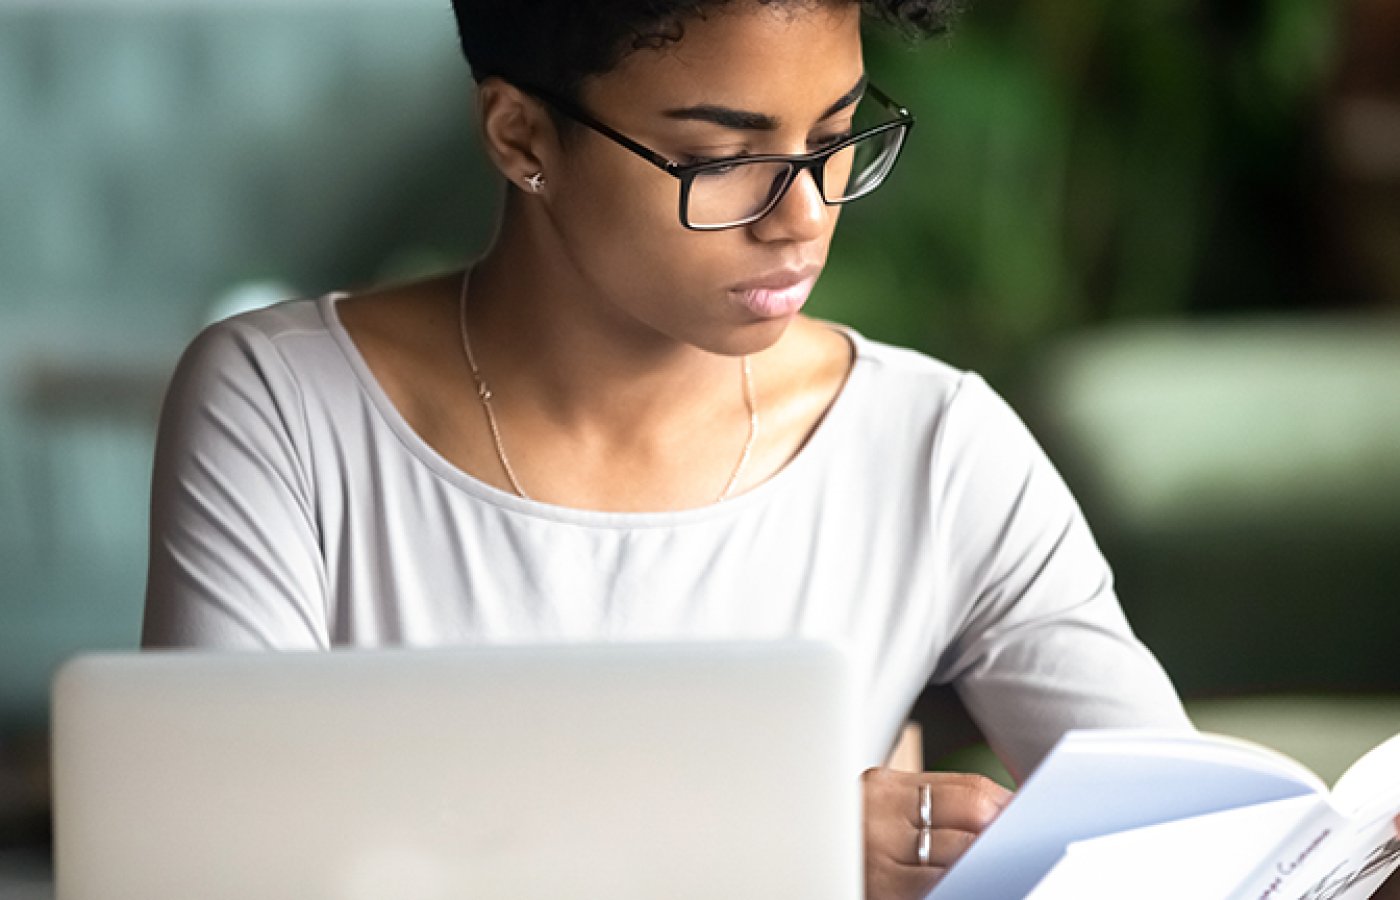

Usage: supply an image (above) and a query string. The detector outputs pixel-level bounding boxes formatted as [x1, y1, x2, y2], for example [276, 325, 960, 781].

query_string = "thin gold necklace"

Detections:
[456, 269, 759, 503]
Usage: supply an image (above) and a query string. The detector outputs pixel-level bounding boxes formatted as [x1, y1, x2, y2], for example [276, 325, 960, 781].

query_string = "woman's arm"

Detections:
[143, 316, 329, 649]
[928, 374, 1190, 779]
[862, 373, 1190, 899]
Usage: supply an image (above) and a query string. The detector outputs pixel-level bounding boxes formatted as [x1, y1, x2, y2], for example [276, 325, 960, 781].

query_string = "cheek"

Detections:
[560, 146, 674, 232]
[552, 151, 731, 295]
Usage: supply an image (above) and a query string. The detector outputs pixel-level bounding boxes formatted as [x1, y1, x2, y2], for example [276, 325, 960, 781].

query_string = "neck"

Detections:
[462, 218, 754, 440]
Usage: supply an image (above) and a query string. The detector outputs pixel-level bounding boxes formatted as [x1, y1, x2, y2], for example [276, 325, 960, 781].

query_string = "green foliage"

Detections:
[811, 0, 1341, 376]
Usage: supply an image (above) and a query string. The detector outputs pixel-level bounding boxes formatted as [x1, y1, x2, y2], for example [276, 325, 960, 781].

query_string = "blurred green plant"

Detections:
[811, 0, 1341, 377]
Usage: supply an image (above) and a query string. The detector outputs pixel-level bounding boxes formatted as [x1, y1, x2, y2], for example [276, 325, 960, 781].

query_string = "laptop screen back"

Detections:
[51, 641, 860, 900]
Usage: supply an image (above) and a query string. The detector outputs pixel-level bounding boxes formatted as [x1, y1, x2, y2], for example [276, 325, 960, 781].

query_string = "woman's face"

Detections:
[539, 2, 865, 356]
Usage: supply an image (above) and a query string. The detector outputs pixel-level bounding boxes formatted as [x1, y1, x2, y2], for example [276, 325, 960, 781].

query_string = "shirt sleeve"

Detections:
[928, 373, 1191, 781]
[142, 318, 330, 650]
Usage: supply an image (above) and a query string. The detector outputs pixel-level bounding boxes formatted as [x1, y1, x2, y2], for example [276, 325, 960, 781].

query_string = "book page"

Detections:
[1024, 795, 1323, 900]
[925, 729, 1324, 900]
[1286, 813, 1400, 900]
[1332, 732, 1400, 820]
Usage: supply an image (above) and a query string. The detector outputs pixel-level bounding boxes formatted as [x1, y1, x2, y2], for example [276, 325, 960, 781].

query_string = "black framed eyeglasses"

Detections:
[522, 82, 915, 231]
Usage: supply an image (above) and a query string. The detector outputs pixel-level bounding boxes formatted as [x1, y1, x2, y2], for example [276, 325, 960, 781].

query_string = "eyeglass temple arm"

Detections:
[867, 83, 913, 122]
[521, 85, 681, 175]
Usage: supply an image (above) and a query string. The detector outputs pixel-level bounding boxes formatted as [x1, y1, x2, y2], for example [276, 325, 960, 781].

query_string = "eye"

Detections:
[683, 151, 744, 164]
[683, 154, 750, 177]
[811, 130, 855, 151]
[692, 163, 742, 181]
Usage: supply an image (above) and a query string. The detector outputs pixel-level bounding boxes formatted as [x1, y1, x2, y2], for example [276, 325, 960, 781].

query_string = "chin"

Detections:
[706, 314, 796, 358]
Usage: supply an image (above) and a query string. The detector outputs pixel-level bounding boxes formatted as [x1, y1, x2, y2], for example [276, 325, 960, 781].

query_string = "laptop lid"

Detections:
[51, 641, 860, 900]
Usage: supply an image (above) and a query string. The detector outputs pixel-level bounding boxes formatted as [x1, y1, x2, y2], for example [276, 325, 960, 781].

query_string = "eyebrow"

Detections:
[660, 74, 868, 131]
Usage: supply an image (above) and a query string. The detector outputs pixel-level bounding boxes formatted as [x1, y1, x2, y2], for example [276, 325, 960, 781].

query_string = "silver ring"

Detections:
[917, 783, 933, 866]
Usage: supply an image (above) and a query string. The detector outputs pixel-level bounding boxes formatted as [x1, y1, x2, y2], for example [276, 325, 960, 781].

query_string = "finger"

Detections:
[904, 774, 1011, 833]
[861, 767, 1012, 886]
[864, 804, 981, 870]
[866, 860, 948, 900]
[903, 827, 978, 870]
[861, 768, 1010, 839]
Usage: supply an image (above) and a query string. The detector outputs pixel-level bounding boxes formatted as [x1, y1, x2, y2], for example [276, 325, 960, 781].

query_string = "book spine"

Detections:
[1229, 805, 1349, 900]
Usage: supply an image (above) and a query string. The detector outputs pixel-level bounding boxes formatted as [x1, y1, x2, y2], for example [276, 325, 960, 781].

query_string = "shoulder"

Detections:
[844, 328, 966, 384]
[159, 295, 357, 459]
[170, 296, 341, 397]
[183, 296, 335, 364]
[834, 326, 1013, 436]
[817, 327, 1058, 511]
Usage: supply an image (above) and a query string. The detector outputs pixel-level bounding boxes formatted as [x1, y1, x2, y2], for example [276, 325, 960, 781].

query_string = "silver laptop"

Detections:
[51, 641, 860, 900]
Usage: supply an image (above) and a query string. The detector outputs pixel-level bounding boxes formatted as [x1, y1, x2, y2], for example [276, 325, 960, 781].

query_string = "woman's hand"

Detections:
[862, 767, 1012, 900]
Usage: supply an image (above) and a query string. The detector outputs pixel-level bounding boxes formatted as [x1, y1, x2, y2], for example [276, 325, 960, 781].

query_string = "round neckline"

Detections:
[318, 292, 870, 529]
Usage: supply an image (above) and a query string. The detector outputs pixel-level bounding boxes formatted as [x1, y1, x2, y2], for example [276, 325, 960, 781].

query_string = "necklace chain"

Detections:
[456, 269, 759, 503]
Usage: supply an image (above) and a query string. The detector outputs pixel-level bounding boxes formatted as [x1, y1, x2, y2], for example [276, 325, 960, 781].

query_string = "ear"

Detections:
[476, 78, 555, 193]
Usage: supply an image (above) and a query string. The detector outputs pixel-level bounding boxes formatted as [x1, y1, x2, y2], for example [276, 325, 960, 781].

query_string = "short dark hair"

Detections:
[449, 0, 958, 99]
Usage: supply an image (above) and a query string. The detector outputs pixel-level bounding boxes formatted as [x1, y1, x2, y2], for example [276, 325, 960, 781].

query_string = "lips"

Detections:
[729, 265, 823, 319]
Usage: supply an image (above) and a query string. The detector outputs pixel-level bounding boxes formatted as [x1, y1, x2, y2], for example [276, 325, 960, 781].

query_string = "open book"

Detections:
[926, 728, 1400, 900]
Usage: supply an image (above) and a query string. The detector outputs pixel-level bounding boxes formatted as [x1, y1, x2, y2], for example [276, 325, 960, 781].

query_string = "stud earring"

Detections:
[524, 172, 546, 193]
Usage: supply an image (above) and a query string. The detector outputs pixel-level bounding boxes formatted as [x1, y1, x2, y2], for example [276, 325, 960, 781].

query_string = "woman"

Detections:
[142, 1, 1191, 896]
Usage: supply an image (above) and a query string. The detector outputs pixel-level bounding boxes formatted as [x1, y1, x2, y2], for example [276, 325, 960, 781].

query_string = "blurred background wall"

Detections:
[0, 1, 487, 888]
[825, 0, 1400, 365]
[1, 0, 1398, 893]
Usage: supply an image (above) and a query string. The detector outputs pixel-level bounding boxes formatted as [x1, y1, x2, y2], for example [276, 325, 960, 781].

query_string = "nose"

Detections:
[749, 166, 829, 244]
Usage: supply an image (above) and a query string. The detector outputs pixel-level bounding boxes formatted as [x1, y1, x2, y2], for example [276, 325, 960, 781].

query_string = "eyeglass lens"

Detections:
[685, 126, 906, 228]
